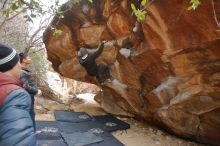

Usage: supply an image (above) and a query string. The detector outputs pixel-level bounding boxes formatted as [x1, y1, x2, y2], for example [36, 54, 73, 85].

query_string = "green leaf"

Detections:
[187, 6, 193, 10]
[131, 3, 136, 11]
[24, 15, 33, 23]
[2, 9, 10, 17]
[1, 9, 10, 17]
[33, 1, 40, 8]
[134, 10, 147, 21]
[88, 0, 93, 3]
[188, 0, 201, 10]
[141, 0, 148, 7]
[11, 3, 19, 11]
[30, 13, 36, 18]
[71, 0, 80, 5]
[55, 0, 59, 6]
[53, 29, 63, 37]
[18, 0, 23, 6]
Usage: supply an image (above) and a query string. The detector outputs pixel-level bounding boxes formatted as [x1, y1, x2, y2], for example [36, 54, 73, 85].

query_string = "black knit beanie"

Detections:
[0, 44, 19, 72]
[79, 48, 88, 57]
[19, 52, 28, 63]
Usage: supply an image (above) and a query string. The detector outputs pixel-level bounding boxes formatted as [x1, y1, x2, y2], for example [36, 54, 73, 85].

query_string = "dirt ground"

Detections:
[35, 94, 206, 146]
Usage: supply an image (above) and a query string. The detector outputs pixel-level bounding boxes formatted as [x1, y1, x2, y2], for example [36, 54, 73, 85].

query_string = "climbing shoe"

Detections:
[100, 78, 112, 85]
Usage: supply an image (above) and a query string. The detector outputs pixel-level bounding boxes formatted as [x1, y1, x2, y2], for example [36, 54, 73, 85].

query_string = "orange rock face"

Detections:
[43, 0, 220, 145]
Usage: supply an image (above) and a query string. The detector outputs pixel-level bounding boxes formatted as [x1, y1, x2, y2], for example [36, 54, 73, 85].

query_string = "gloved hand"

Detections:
[102, 40, 107, 44]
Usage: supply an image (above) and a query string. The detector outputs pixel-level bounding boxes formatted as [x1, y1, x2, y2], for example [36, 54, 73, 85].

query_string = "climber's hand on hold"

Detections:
[106, 40, 116, 46]
[102, 40, 107, 44]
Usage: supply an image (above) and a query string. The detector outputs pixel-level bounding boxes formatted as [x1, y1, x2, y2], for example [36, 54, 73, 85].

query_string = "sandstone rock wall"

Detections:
[43, 0, 220, 145]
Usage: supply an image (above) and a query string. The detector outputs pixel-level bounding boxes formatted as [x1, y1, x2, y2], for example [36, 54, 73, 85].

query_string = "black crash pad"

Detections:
[57, 121, 106, 133]
[58, 120, 124, 146]
[88, 136, 124, 146]
[36, 121, 61, 140]
[87, 127, 113, 139]
[37, 140, 67, 146]
[61, 132, 104, 146]
[54, 110, 92, 123]
[94, 115, 130, 132]
[87, 129, 125, 146]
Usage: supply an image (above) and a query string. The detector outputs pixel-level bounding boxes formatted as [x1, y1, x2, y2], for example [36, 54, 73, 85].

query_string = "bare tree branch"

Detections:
[2, 0, 8, 9]
[0, 17, 7, 30]
[211, 0, 220, 28]
[0, 8, 27, 30]
[29, 48, 45, 54]
[24, 14, 52, 53]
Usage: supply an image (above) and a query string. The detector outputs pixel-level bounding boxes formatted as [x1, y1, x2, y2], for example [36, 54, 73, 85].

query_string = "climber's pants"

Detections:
[96, 65, 111, 83]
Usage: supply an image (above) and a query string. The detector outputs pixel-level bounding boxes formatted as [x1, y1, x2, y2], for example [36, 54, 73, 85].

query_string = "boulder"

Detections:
[43, 0, 220, 145]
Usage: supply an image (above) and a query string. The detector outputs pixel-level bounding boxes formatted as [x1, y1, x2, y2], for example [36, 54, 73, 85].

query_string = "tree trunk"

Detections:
[32, 74, 63, 103]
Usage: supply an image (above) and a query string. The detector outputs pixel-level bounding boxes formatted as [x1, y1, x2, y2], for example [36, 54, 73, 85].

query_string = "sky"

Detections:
[27, 0, 69, 50]
[31, 0, 68, 30]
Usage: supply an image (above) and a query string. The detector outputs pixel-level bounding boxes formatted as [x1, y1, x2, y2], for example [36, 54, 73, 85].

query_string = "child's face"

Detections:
[23, 56, 31, 64]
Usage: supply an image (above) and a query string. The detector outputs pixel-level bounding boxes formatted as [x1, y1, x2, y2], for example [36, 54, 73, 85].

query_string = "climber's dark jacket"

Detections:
[79, 43, 104, 76]
[0, 72, 37, 146]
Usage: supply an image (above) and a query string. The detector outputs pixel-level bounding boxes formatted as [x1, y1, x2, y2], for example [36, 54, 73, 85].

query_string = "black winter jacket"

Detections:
[20, 67, 38, 96]
[79, 43, 104, 76]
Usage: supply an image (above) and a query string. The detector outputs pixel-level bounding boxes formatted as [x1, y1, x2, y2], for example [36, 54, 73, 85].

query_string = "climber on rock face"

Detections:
[78, 41, 113, 85]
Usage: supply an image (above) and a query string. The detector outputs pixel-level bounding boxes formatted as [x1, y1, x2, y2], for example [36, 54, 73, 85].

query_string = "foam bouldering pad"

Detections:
[87, 127, 113, 139]
[57, 121, 106, 133]
[58, 120, 124, 146]
[61, 132, 104, 146]
[54, 110, 93, 123]
[88, 136, 125, 146]
[87, 129, 124, 146]
[36, 121, 61, 140]
[37, 140, 67, 146]
[94, 115, 130, 132]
